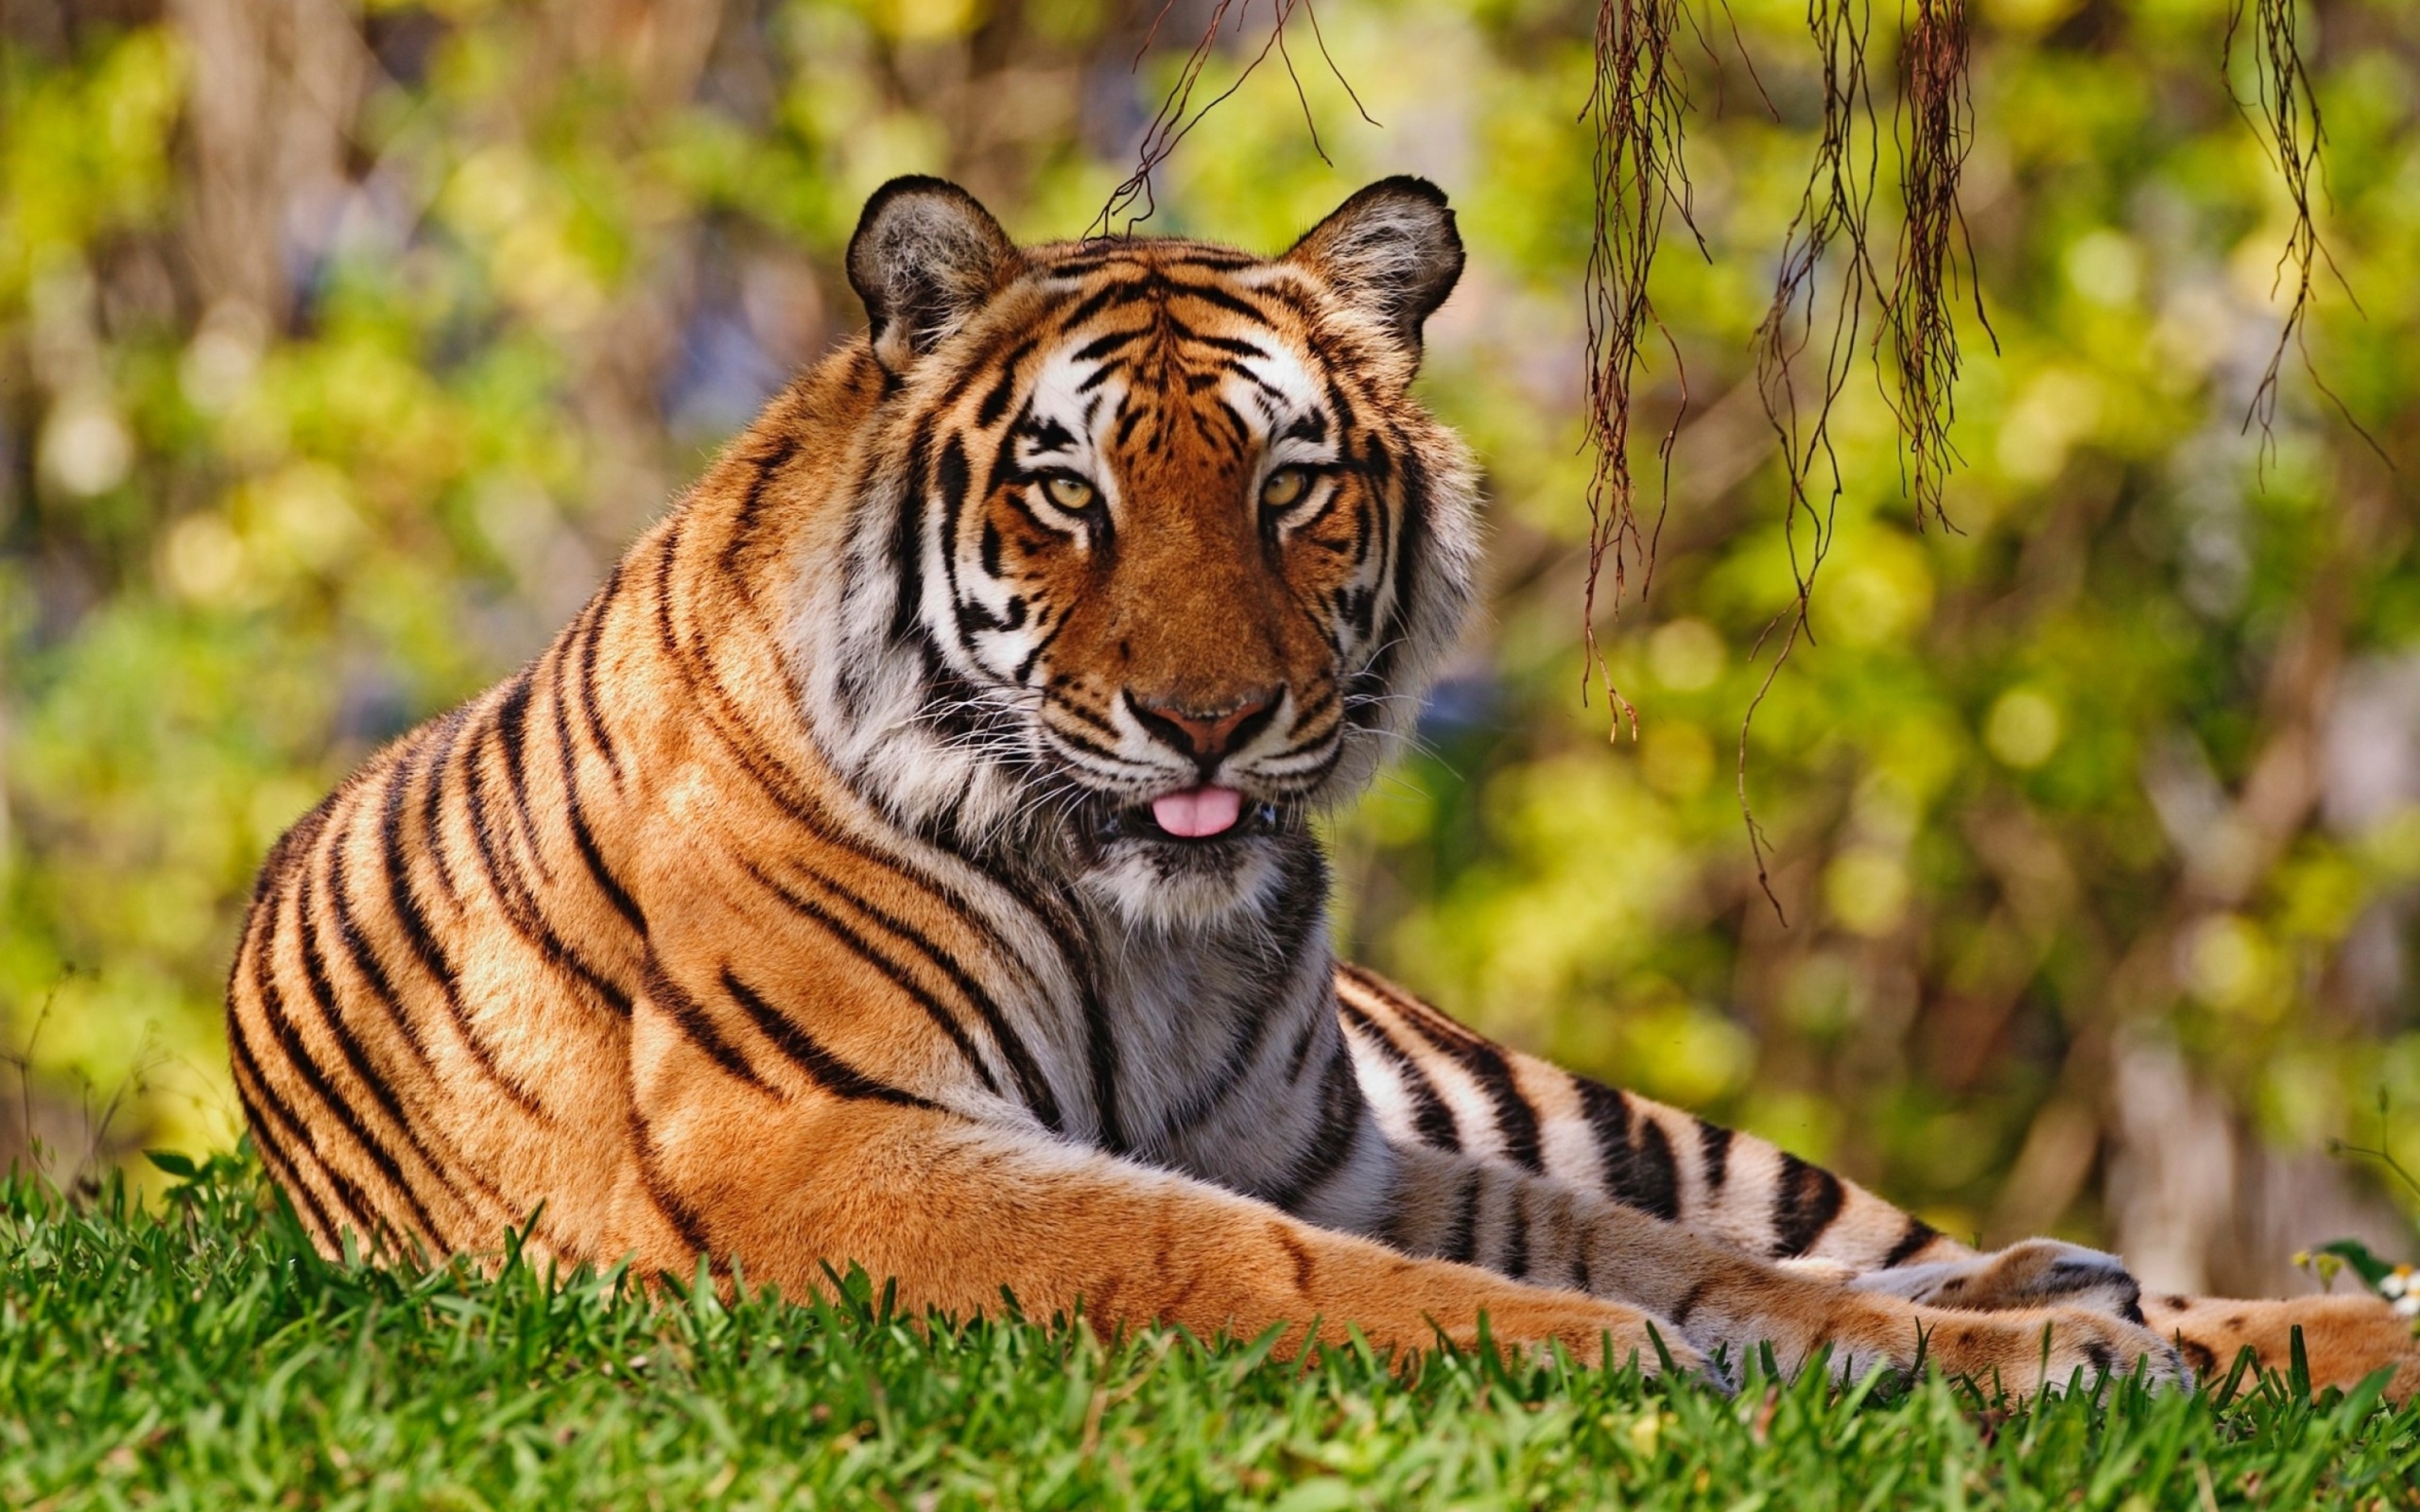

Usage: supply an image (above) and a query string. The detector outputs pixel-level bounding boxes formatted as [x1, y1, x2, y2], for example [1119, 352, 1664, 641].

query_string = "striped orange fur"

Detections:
[228, 177, 2417, 1396]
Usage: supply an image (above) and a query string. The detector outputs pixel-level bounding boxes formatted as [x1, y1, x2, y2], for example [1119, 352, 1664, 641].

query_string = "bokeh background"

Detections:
[5, 0, 2418, 1295]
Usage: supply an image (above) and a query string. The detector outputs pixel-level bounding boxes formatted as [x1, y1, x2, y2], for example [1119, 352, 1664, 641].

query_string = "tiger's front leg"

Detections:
[1374, 1138, 2187, 1390]
[618, 976, 1703, 1377]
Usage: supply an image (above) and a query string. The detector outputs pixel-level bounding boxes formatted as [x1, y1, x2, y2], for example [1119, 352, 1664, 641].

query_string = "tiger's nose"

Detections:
[1130, 689, 1278, 765]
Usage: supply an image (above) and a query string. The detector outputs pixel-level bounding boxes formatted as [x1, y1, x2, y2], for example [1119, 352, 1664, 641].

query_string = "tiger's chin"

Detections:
[1069, 791, 1306, 932]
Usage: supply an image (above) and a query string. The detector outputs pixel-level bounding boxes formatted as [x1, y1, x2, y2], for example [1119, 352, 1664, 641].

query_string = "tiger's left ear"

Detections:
[848, 176, 1023, 375]
[1284, 178, 1464, 367]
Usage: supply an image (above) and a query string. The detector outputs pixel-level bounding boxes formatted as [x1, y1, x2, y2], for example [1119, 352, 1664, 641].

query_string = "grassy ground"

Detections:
[5, 1155, 2417, 1510]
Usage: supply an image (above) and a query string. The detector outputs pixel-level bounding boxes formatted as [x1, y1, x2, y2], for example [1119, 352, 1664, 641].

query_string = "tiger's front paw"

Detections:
[1852, 1238, 2145, 1324]
[1466, 1292, 1714, 1382]
[1905, 1303, 2191, 1394]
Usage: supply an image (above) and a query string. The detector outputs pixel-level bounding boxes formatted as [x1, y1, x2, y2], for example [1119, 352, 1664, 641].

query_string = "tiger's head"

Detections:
[813, 177, 1479, 927]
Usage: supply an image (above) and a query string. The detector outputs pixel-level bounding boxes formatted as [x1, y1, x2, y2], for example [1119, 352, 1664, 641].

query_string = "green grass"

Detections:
[5, 1155, 2417, 1510]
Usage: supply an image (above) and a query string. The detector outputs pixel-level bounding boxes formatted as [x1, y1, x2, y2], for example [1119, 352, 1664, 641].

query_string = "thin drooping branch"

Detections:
[1884, 0, 1987, 532]
[1737, 0, 1886, 919]
[1578, 0, 1702, 738]
[2221, 0, 2382, 466]
[1093, 0, 1374, 240]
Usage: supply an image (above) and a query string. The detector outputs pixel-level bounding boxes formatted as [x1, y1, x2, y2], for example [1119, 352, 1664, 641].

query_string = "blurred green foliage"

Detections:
[3, 0, 2416, 1287]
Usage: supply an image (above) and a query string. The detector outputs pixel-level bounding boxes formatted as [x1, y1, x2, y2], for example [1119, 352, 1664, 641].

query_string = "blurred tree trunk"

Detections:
[169, 0, 366, 325]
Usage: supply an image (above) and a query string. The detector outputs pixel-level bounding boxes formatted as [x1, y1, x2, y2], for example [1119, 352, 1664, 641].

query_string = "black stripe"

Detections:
[572, 563, 629, 788]
[644, 959, 771, 1092]
[226, 998, 386, 1248]
[889, 420, 935, 641]
[1375, 985, 1542, 1172]
[1624, 1118, 1681, 1223]
[320, 828, 514, 1216]
[1055, 275, 1151, 332]
[253, 886, 446, 1246]
[1190, 331, 1270, 360]
[1081, 971, 1126, 1154]
[934, 320, 1035, 411]
[458, 709, 524, 902]
[1167, 280, 1274, 323]
[550, 642, 647, 932]
[742, 864, 1001, 1099]
[1699, 1123, 1734, 1192]
[974, 340, 1035, 428]
[1499, 1183, 1530, 1280]
[623, 1086, 713, 1258]
[1580, 1081, 1680, 1221]
[1771, 1153, 1848, 1259]
[1437, 1167, 1482, 1264]
[417, 705, 470, 902]
[294, 855, 470, 1227]
[238, 1096, 338, 1247]
[721, 434, 799, 580]
[491, 668, 551, 885]
[380, 740, 470, 1024]
[1113, 400, 1145, 449]
[458, 720, 633, 1017]
[323, 826, 437, 1076]
[1282, 1005, 1326, 1085]
[1339, 999, 1460, 1151]
[1267, 1048, 1366, 1213]
[379, 730, 549, 1120]
[1069, 328, 1142, 363]
[720, 969, 942, 1110]
[1372, 437, 1426, 692]
[934, 436, 974, 614]
[1880, 1215, 1943, 1269]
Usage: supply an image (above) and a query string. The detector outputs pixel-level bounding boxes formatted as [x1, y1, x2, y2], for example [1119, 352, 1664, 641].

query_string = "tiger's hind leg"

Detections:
[1339, 968, 2420, 1394]
[1342, 970, 2153, 1326]
[2139, 1293, 2420, 1397]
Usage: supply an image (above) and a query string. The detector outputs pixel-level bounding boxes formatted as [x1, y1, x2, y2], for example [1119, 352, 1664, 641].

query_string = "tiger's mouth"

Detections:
[1090, 785, 1296, 845]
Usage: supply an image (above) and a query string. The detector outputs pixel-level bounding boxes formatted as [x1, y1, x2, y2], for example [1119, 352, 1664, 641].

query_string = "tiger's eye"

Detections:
[1260, 467, 1309, 511]
[1044, 475, 1097, 513]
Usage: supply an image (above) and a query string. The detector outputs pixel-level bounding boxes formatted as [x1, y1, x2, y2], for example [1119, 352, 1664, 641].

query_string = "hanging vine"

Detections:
[1732, 0, 1889, 919]
[1886, 0, 1986, 533]
[2221, 0, 2380, 466]
[1576, 0, 1702, 740]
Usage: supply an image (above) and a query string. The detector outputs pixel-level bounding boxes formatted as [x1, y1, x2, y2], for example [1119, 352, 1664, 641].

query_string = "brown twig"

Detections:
[1736, 0, 1888, 919]
[2220, 0, 2383, 469]
[1092, 0, 1374, 240]
[1578, 0, 1704, 740]
[1884, 0, 1988, 532]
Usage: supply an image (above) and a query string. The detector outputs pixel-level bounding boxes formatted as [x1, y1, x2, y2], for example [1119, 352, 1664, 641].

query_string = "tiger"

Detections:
[225, 174, 2420, 1396]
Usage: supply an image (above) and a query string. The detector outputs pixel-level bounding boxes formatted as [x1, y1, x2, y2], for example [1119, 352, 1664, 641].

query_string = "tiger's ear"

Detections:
[847, 177, 1021, 374]
[1283, 178, 1463, 365]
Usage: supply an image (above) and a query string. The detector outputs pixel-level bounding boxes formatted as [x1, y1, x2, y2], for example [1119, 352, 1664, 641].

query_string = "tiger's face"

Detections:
[825, 179, 1478, 925]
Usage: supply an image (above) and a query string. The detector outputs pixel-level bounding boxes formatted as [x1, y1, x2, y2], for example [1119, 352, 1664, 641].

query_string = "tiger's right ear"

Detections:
[847, 177, 1022, 374]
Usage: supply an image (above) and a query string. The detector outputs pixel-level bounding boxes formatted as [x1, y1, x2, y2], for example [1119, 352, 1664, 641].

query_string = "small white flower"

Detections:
[2381, 1266, 2414, 1300]
[2393, 1294, 2419, 1319]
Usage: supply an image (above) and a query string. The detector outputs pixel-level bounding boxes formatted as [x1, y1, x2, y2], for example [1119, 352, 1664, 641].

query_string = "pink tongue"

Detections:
[1151, 785, 1244, 839]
